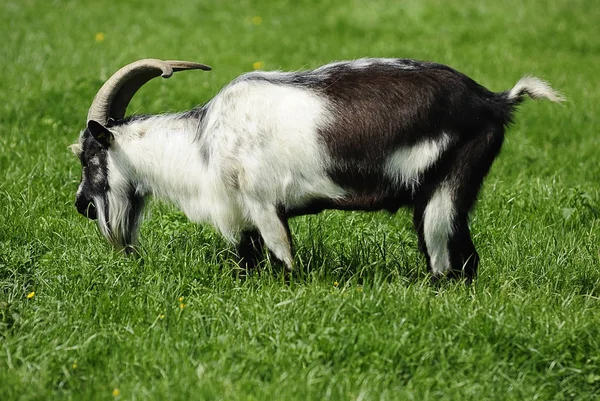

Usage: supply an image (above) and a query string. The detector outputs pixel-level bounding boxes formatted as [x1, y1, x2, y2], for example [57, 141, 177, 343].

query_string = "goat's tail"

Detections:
[505, 76, 566, 105]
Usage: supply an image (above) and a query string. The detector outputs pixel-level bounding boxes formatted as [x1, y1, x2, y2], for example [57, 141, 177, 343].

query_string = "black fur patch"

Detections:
[121, 186, 145, 247]
[242, 59, 514, 214]
[75, 128, 109, 219]
[314, 61, 508, 188]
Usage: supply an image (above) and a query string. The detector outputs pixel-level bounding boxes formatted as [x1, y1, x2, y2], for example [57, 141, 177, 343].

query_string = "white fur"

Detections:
[105, 152, 136, 248]
[508, 76, 565, 102]
[423, 185, 455, 276]
[208, 80, 346, 205]
[94, 196, 110, 243]
[109, 80, 345, 252]
[385, 133, 452, 192]
[112, 115, 240, 241]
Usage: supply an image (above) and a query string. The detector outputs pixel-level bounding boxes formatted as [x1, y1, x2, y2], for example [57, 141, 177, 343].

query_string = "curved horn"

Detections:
[87, 58, 211, 124]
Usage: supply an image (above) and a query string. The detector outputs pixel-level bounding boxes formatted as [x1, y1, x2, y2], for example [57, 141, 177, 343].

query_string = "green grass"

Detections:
[1, 0, 599, 399]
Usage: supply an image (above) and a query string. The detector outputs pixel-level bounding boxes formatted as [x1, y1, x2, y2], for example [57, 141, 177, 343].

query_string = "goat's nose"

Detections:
[75, 197, 97, 220]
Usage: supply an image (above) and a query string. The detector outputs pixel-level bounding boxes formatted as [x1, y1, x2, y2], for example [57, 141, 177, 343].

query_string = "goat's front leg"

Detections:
[237, 229, 266, 271]
[246, 202, 294, 271]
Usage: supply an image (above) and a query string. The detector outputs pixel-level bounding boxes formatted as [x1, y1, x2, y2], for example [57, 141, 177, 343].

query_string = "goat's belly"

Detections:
[285, 187, 413, 217]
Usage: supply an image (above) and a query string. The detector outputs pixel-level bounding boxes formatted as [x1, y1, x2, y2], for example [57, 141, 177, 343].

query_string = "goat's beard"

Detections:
[95, 191, 145, 251]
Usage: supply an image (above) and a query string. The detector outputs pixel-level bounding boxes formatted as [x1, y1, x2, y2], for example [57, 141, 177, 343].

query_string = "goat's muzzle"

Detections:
[75, 197, 97, 220]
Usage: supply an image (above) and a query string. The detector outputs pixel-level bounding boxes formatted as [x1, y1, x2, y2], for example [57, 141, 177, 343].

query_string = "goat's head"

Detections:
[73, 59, 211, 249]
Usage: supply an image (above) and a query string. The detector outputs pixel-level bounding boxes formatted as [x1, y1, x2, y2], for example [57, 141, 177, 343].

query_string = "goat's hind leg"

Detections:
[415, 126, 504, 283]
[446, 216, 479, 283]
[414, 183, 456, 281]
[414, 183, 478, 283]
[447, 126, 504, 282]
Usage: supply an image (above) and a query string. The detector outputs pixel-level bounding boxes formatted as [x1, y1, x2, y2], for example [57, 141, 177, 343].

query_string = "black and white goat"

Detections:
[72, 58, 563, 281]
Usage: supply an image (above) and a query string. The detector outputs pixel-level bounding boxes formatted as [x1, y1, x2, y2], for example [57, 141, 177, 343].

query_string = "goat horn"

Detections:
[87, 59, 211, 124]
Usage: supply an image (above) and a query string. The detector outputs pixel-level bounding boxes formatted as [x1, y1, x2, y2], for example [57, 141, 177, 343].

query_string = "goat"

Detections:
[72, 58, 563, 282]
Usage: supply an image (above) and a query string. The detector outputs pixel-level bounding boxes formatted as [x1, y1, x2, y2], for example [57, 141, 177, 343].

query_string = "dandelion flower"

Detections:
[253, 61, 264, 70]
[112, 388, 120, 397]
[251, 16, 262, 25]
[27, 291, 35, 299]
[95, 32, 105, 42]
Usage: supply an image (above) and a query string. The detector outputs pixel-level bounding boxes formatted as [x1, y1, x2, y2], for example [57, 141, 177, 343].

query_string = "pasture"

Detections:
[1, 0, 599, 399]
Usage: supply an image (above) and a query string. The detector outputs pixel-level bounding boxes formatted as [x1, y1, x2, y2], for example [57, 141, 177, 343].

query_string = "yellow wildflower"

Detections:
[357, 285, 363, 293]
[27, 291, 35, 299]
[95, 32, 105, 42]
[72, 362, 78, 369]
[159, 314, 165, 319]
[112, 388, 120, 397]
[251, 16, 262, 25]
[333, 281, 339, 287]
[178, 296, 184, 302]
[179, 303, 186, 310]
[253, 61, 264, 70]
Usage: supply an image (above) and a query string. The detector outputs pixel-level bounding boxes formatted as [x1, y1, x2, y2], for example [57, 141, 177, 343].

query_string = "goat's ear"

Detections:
[87, 120, 114, 148]
[68, 143, 82, 156]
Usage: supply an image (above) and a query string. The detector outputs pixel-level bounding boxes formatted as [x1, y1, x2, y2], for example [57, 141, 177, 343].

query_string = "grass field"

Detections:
[1, 0, 599, 399]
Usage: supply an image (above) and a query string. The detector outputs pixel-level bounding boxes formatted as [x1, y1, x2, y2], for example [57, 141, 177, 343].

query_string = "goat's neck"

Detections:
[112, 113, 213, 211]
